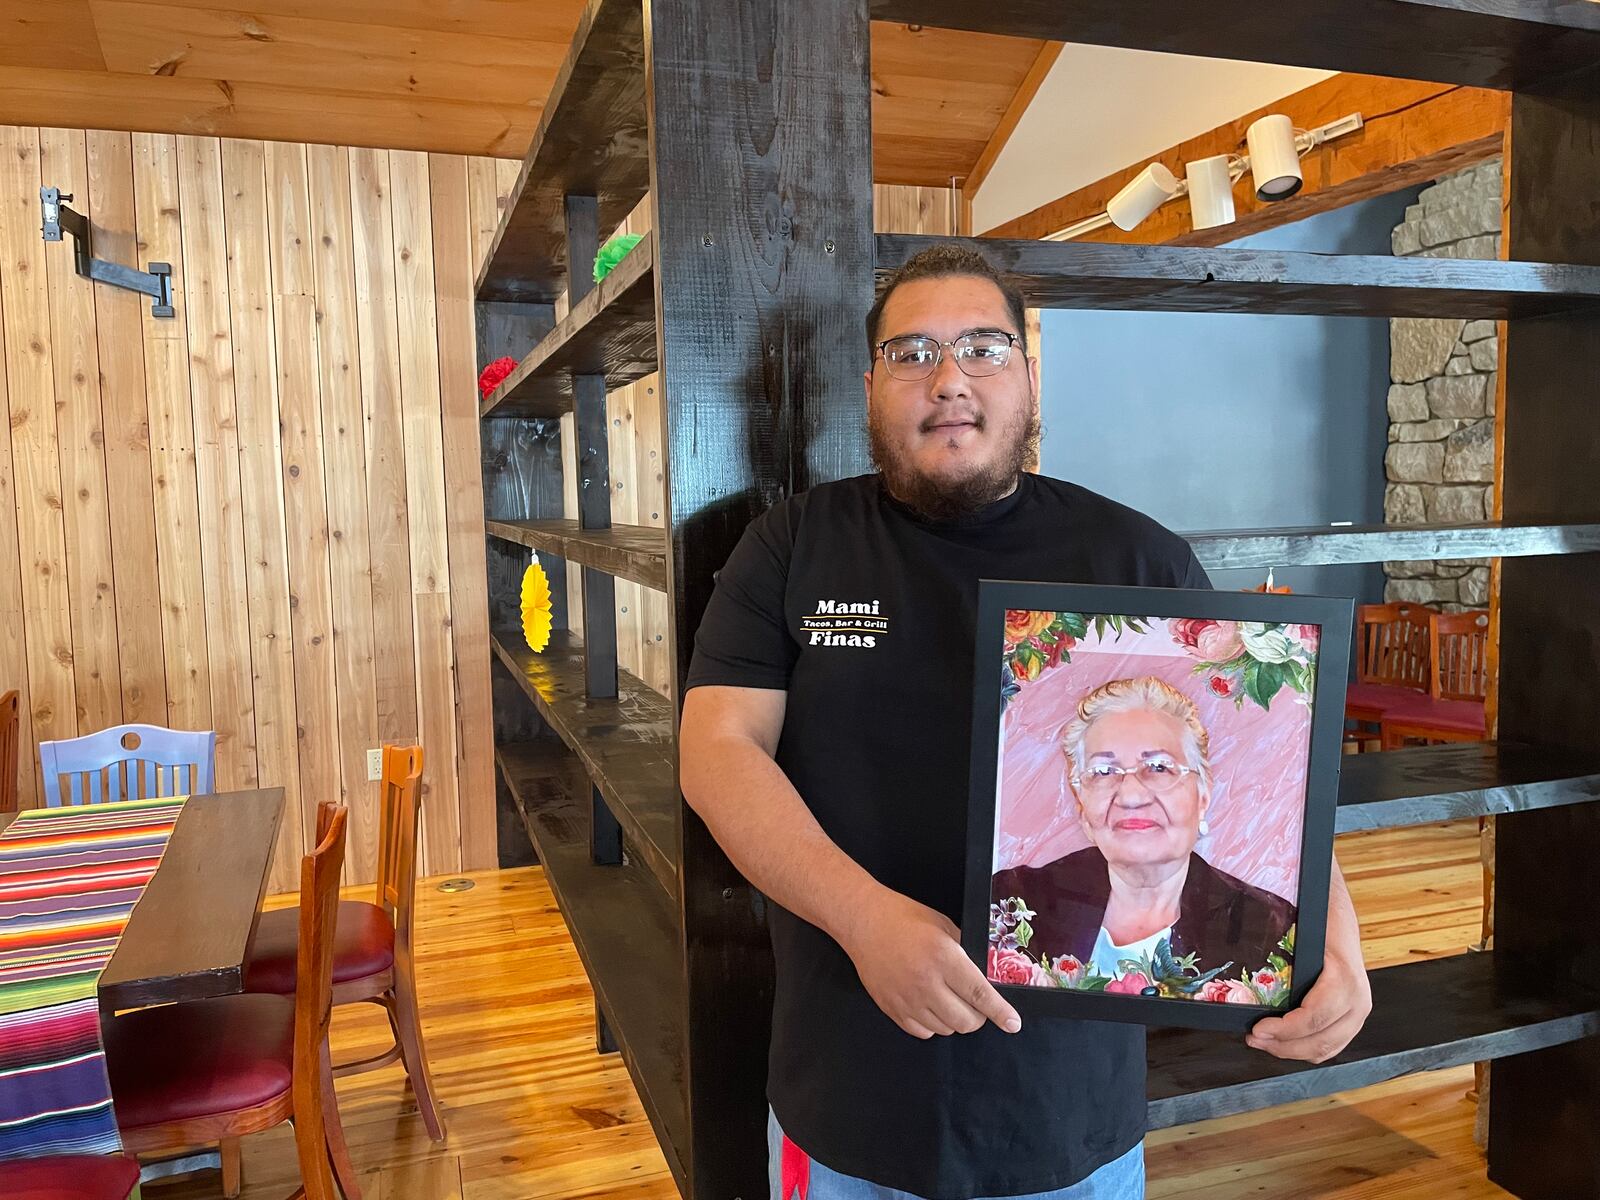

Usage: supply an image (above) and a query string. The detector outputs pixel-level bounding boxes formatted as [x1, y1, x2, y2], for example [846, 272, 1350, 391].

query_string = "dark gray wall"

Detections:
[1039, 186, 1424, 603]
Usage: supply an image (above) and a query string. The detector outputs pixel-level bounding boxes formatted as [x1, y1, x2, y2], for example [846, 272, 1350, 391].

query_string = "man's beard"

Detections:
[868, 403, 1040, 522]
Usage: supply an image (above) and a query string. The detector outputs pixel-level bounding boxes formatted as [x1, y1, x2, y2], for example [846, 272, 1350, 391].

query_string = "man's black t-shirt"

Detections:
[685, 472, 1210, 1199]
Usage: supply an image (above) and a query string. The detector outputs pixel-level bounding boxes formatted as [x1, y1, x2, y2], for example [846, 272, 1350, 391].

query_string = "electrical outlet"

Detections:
[366, 748, 382, 782]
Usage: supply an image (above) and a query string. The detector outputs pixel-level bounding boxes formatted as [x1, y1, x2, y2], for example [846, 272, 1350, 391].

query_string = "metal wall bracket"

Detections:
[40, 186, 175, 318]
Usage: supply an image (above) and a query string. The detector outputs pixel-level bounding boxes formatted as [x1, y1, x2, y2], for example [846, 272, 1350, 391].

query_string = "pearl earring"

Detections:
[1198, 818, 1210, 837]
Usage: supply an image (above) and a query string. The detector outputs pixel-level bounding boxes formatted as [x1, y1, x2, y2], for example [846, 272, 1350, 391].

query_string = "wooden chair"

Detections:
[104, 804, 360, 1200]
[1345, 602, 1433, 748]
[1432, 608, 1492, 702]
[0, 1154, 140, 1200]
[245, 744, 444, 1141]
[37, 723, 216, 808]
[0, 689, 18, 813]
[1381, 610, 1491, 749]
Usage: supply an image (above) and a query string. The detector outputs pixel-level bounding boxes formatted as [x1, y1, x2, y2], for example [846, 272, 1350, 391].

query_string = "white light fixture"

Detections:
[1041, 112, 1365, 242]
[1185, 154, 1237, 230]
[1246, 114, 1303, 200]
[1106, 163, 1180, 232]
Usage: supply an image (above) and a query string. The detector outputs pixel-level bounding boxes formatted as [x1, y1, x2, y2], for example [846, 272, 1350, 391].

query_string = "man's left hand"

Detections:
[1246, 862, 1372, 1063]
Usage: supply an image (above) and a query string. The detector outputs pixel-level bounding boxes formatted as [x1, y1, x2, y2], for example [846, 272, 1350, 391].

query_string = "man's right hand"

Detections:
[839, 887, 1023, 1039]
[681, 690, 1020, 1040]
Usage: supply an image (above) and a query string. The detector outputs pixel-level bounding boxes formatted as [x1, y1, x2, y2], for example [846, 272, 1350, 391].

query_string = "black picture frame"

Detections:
[962, 581, 1353, 1033]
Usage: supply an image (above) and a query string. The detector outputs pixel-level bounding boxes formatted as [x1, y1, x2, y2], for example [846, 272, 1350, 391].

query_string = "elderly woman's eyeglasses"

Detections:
[1073, 758, 1199, 798]
[874, 331, 1020, 381]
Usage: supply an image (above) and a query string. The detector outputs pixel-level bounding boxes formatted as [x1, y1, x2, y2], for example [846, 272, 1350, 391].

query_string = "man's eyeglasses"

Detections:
[1072, 757, 1199, 798]
[874, 331, 1020, 382]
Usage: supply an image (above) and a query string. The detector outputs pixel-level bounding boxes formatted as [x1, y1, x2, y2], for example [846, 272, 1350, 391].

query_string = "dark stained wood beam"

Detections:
[476, 0, 649, 302]
[877, 234, 1600, 318]
[1183, 521, 1600, 571]
[486, 518, 668, 592]
[646, 0, 876, 1191]
[480, 233, 657, 418]
[1334, 742, 1600, 833]
[868, 0, 1600, 92]
[1488, 60, 1600, 1199]
[985, 75, 1508, 244]
[490, 632, 677, 896]
[1148, 950, 1600, 1129]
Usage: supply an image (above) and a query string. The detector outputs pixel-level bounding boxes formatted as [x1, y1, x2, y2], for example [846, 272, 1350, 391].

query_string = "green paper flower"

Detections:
[594, 233, 644, 282]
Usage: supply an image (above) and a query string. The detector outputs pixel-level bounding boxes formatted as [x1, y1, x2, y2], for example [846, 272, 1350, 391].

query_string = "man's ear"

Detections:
[1027, 354, 1041, 403]
[863, 368, 873, 407]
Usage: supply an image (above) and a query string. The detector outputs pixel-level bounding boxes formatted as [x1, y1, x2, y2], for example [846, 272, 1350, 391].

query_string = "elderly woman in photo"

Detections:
[991, 675, 1294, 991]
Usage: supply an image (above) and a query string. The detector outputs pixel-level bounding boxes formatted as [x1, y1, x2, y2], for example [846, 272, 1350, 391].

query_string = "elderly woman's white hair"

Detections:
[1061, 676, 1213, 803]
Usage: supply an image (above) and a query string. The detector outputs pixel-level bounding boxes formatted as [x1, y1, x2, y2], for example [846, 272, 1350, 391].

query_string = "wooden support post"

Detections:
[645, 0, 875, 1192]
[479, 300, 566, 871]
[596, 999, 619, 1055]
[566, 193, 619, 702]
[1487, 63, 1600, 1200]
[591, 782, 623, 866]
[478, 301, 568, 633]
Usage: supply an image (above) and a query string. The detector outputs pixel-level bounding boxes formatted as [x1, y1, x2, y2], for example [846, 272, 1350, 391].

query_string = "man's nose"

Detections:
[927, 349, 971, 400]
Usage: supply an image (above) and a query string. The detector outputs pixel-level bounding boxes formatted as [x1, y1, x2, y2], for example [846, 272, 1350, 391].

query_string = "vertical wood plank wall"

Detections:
[0, 128, 987, 888]
[0, 124, 496, 889]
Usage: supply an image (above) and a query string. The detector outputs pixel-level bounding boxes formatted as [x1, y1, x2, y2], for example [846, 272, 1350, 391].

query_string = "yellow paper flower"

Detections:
[520, 558, 553, 653]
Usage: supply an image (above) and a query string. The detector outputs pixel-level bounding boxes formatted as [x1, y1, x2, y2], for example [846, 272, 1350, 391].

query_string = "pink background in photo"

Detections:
[994, 616, 1315, 902]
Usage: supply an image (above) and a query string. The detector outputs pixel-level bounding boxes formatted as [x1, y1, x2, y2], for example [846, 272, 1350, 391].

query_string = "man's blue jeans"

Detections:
[768, 1109, 1145, 1200]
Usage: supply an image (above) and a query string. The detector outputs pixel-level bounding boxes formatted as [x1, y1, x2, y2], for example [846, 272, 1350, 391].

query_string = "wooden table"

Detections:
[0, 789, 284, 1179]
[0, 789, 287, 1011]
[97, 788, 285, 1011]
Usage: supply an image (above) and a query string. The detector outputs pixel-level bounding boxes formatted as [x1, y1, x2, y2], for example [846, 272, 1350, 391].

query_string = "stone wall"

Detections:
[1385, 159, 1501, 610]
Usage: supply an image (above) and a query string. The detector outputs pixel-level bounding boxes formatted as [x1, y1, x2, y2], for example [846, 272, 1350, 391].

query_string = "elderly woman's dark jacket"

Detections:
[991, 846, 1295, 975]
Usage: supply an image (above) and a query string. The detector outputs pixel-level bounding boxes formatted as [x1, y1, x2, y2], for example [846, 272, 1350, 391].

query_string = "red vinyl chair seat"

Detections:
[1383, 693, 1487, 735]
[244, 900, 395, 994]
[1, 1155, 140, 1200]
[1345, 681, 1426, 716]
[104, 994, 294, 1130]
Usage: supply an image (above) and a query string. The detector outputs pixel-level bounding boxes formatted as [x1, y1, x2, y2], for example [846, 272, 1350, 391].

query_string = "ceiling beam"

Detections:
[983, 74, 1509, 246]
[867, 0, 1600, 91]
[0, 66, 540, 157]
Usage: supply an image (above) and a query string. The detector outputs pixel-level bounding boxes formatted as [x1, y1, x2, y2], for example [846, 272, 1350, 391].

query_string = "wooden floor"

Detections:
[152, 820, 1506, 1199]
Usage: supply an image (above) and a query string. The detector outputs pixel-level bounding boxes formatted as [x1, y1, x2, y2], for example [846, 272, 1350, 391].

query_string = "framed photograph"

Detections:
[963, 582, 1353, 1033]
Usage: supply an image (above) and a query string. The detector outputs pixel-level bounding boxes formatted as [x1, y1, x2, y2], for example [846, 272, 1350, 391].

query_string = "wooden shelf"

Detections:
[868, 0, 1600, 91]
[495, 741, 687, 1188]
[490, 630, 678, 897]
[1147, 950, 1600, 1129]
[1336, 742, 1600, 833]
[481, 235, 658, 418]
[877, 236, 1600, 319]
[487, 518, 668, 592]
[1185, 521, 1600, 571]
[476, 0, 649, 302]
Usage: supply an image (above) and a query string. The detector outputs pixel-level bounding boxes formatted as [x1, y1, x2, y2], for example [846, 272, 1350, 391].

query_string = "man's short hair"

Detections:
[865, 244, 1029, 359]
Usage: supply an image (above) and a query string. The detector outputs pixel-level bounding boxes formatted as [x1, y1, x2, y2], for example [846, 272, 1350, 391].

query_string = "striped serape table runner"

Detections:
[0, 796, 187, 1161]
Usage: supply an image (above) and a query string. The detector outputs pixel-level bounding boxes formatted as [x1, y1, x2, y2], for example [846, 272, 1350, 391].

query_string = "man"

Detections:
[679, 245, 1372, 1200]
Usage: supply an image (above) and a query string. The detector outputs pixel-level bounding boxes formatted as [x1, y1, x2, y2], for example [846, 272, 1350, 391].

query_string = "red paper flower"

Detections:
[478, 356, 518, 399]
[1209, 675, 1234, 698]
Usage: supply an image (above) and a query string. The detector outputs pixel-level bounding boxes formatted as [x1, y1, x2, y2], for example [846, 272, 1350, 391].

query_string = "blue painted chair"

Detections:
[38, 724, 216, 808]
